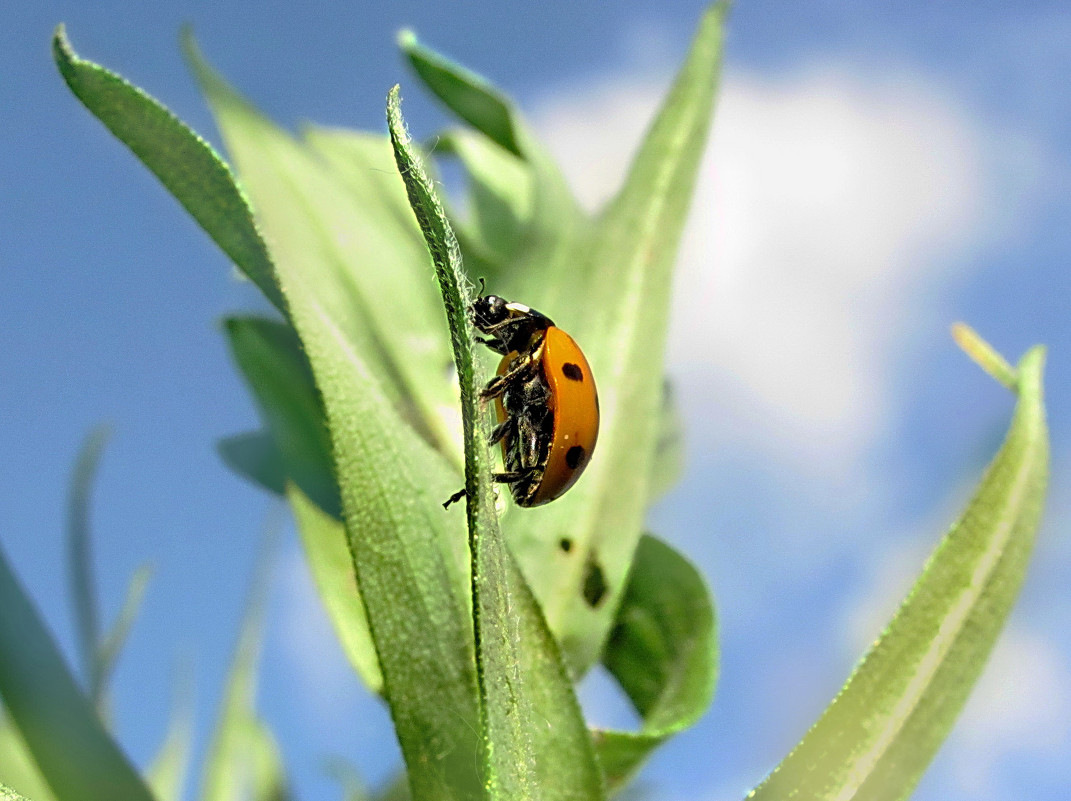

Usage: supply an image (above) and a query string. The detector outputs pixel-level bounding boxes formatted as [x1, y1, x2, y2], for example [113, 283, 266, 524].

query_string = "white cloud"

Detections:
[534, 67, 992, 477]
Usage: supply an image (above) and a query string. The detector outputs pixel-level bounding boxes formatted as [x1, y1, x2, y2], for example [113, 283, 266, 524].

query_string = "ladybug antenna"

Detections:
[477, 277, 486, 298]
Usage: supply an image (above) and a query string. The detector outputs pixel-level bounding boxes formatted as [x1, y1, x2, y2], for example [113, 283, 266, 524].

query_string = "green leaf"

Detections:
[287, 485, 383, 694]
[399, 30, 583, 307]
[146, 669, 194, 801]
[65, 425, 109, 705]
[0, 715, 57, 801]
[96, 563, 152, 707]
[397, 30, 522, 157]
[199, 522, 290, 801]
[434, 129, 533, 264]
[184, 34, 461, 465]
[218, 431, 288, 495]
[52, 26, 283, 311]
[0, 545, 155, 801]
[1, 781, 42, 801]
[223, 317, 340, 518]
[502, 1, 727, 675]
[186, 38, 482, 799]
[389, 85, 604, 801]
[594, 535, 717, 793]
[748, 337, 1049, 801]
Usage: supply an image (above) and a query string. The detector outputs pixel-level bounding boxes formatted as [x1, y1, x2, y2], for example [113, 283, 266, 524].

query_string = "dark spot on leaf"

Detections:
[583, 560, 607, 607]
[566, 445, 585, 470]
[559, 538, 573, 553]
[562, 362, 583, 381]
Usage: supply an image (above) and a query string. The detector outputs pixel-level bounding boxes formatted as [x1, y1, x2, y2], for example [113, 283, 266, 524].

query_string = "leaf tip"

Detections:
[386, 84, 408, 146]
[396, 28, 418, 51]
[951, 322, 1019, 392]
[52, 22, 76, 76]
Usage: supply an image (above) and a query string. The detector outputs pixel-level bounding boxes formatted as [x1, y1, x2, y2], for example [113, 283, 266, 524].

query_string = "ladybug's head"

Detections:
[470, 294, 508, 332]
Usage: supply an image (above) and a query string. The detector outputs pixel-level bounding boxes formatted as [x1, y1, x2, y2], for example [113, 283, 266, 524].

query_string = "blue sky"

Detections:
[2, 2, 1069, 800]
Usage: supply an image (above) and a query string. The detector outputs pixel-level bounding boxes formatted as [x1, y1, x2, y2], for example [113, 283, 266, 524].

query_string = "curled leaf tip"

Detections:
[951, 322, 1019, 392]
[52, 23, 76, 71]
[396, 28, 418, 49]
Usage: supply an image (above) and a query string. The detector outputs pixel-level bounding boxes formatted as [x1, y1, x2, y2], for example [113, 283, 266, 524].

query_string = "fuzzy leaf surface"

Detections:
[748, 344, 1049, 801]
[185, 42, 482, 800]
[389, 86, 604, 801]
[409, 2, 727, 675]
[53, 26, 282, 310]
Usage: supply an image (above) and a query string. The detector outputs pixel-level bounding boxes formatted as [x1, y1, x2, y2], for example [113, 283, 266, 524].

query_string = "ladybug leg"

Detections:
[480, 354, 537, 401]
[442, 487, 467, 509]
[492, 467, 540, 483]
[489, 419, 514, 446]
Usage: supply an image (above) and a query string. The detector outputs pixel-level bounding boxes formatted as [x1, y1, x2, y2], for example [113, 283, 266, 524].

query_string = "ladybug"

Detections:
[444, 287, 599, 508]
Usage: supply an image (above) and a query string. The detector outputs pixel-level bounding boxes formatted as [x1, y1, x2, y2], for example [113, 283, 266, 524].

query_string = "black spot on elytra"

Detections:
[561, 362, 583, 381]
[582, 560, 607, 607]
[566, 445, 585, 470]
[559, 538, 573, 553]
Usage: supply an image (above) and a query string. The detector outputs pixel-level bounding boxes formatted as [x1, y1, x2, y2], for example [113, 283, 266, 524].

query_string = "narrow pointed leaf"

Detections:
[65, 425, 109, 702]
[399, 31, 583, 307]
[0, 546, 155, 801]
[185, 36, 460, 463]
[184, 42, 483, 794]
[96, 563, 152, 704]
[398, 31, 522, 156]
[389, 85, 604, 801]
[505, 1, 728, 675]
[287, 485, 383, 694]
[648, 382, 686, 502]
[224, 317, 340, 518]
[593, 535, 718, 793]
[242, 716, 291, 801]
[52, 26, 283, 310]
[748, 341, 1048, 801]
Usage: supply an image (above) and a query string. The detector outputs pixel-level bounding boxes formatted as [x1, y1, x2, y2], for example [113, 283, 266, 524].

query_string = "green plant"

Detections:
[0, 3, 1050, 800]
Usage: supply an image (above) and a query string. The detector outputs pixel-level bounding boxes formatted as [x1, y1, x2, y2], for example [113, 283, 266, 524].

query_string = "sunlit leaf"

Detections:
[1, 781, 41, 801]
[390, 85, 604, 801]
[460, 1, 727, 675]
[53, 26, 283, 310]
[748, 336, 1048, 801]
[0, 716, 56, 801]
[185, 34, 460, 463]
